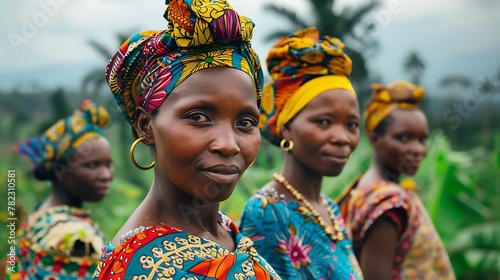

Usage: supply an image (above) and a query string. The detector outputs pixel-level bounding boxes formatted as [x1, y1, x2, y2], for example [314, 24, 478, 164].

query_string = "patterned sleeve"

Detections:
[239, 196, 299, 279]
[42, 216, 105, 259]
[345, 183, 410, 245]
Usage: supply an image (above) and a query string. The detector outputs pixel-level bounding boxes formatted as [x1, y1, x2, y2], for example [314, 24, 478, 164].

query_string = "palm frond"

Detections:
[263, 4, 309, 29]
[87, 39, 114, 60]
[344, 0, 381, 37]
[81, 69, 107, 97]
[449, 222, 500, 274]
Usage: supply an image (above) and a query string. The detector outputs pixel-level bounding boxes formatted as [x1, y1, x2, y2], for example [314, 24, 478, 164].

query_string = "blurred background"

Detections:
[1, 0, 499, 279]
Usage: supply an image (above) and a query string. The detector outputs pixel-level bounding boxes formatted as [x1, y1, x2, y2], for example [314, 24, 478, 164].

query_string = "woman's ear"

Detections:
[280, 123, 292, 140]
[368, 131, 379, 146]
[135, 107, 154, 146]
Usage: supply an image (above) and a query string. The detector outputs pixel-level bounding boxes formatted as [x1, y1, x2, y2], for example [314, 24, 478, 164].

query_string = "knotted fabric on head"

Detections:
[364, 80, 425, 134]
[105, 0, 263, 138]
[15, 100, 111, 179]
[259, 27, 356, 146]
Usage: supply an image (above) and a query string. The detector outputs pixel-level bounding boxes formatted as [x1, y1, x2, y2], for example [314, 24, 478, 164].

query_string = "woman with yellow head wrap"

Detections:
[92, 0, 280, 279]
[7, 100, 114, 280]
[337, 81, 456, 279]
[239, 27, 363, 279]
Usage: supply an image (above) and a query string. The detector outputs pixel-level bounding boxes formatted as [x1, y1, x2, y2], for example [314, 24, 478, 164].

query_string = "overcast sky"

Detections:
[1, 0, 499, 94]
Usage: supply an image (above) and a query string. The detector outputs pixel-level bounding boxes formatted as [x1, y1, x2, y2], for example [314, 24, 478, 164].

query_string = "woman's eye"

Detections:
[317, 119, 330, 126]
[396, 134, 409, 142]
[85, 162, 98, 168]
[188, 113, 209, 122]
[347, 122, 359, 130]
[238, 118, 257, 128]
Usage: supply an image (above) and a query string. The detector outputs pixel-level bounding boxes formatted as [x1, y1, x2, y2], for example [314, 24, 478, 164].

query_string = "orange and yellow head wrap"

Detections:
[364, 80, 425, 134]
[259, 27, 356, 146]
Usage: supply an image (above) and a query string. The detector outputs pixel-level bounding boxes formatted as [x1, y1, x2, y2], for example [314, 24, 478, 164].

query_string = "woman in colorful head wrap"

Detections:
[239, 27, 363, 279]
[92, 0, 279, 279]
[337, 81, 456, 279]
[6, 100, 114, 280]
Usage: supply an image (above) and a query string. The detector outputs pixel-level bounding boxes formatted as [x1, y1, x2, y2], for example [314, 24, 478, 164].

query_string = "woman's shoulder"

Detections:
[29, 204, 99, 233]
[350, 178, 408, 202]
[243, 183, 294, 211]
[24, 205, 105, 259]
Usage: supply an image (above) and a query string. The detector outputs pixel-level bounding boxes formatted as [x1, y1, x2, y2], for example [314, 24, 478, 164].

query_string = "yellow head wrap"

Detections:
[364, 80, 425, 134]
[260, 27, 356, 146]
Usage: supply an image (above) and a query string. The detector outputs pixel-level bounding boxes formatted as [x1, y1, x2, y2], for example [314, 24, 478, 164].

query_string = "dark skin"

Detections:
[39, 136, 114, 210]
[358, 109, 429, 280]
[38, 136, 114, 256]
[266, 89, 360, 224]
[113, 67, 261, 251]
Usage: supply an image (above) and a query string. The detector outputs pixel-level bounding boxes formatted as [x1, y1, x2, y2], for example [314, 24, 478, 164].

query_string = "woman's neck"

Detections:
[363, 158, 401, 184]
[144, 177, 222, 236]
[42, 184, 83, 210]
[279, 154, 323, 203]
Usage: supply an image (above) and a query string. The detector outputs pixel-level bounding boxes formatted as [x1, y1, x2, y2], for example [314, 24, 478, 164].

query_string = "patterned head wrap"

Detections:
[106, 0, 263, 137]
[15, 100, 111, 179]
[364, 80, 425, 134]
[259, 27, 356, 146]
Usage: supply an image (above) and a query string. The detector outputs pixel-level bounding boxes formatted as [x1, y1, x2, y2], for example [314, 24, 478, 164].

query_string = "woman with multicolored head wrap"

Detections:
[337, 81, 456, 279]
[92, 0, 280, 279]
[239, 27, 363, 279]
[6, 100, 114, 280]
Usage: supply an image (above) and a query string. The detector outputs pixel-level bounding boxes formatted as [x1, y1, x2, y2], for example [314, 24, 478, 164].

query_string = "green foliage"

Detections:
[448, 222, 500, 278]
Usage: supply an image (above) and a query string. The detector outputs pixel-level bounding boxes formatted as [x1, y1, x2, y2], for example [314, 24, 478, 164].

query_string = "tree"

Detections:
[437, 75, 473, 147]
[477, 71, 500, 150]
[263, 0, 380, 83]
[403, 51, 425, 85]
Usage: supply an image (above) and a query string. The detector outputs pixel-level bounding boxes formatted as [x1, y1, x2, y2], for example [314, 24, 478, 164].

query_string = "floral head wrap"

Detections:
[15, 100, 111, 179]
[106, 0, 263, 137]
[364, 80, 425, 134]
[259, 27, 356, 146]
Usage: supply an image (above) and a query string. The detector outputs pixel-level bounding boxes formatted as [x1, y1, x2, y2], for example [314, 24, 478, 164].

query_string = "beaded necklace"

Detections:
[273, 172, 344, 242]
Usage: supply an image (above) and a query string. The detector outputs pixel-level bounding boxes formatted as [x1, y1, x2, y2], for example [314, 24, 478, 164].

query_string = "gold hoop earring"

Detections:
[130, 137, 154, 170]
[280, 139, 294, 152]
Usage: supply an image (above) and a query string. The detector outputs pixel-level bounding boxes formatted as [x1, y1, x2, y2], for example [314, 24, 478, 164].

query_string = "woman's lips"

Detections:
[201, 164, 241, 185]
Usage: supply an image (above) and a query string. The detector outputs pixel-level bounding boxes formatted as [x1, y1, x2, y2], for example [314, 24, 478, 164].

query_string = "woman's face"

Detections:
[283, 89, 360, 176]
[149, 67, 260, 202]
[60, 136, 114, 203]
[372, 109, 429, 176]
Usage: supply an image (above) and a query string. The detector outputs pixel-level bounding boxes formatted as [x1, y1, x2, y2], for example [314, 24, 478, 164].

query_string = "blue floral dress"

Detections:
[240, 187, 363, 280]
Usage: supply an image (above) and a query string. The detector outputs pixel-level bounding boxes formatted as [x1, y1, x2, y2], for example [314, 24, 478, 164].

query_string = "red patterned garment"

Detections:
[337, 178, 456, 280]
[93, 212, 280, 280]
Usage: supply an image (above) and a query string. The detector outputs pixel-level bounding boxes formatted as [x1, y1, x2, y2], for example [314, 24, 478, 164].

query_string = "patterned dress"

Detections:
[93, 212, 280, 280]
[337, 178, 456, 280]
[6, 205, 105, 280]
[239, 187, 363, 280]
